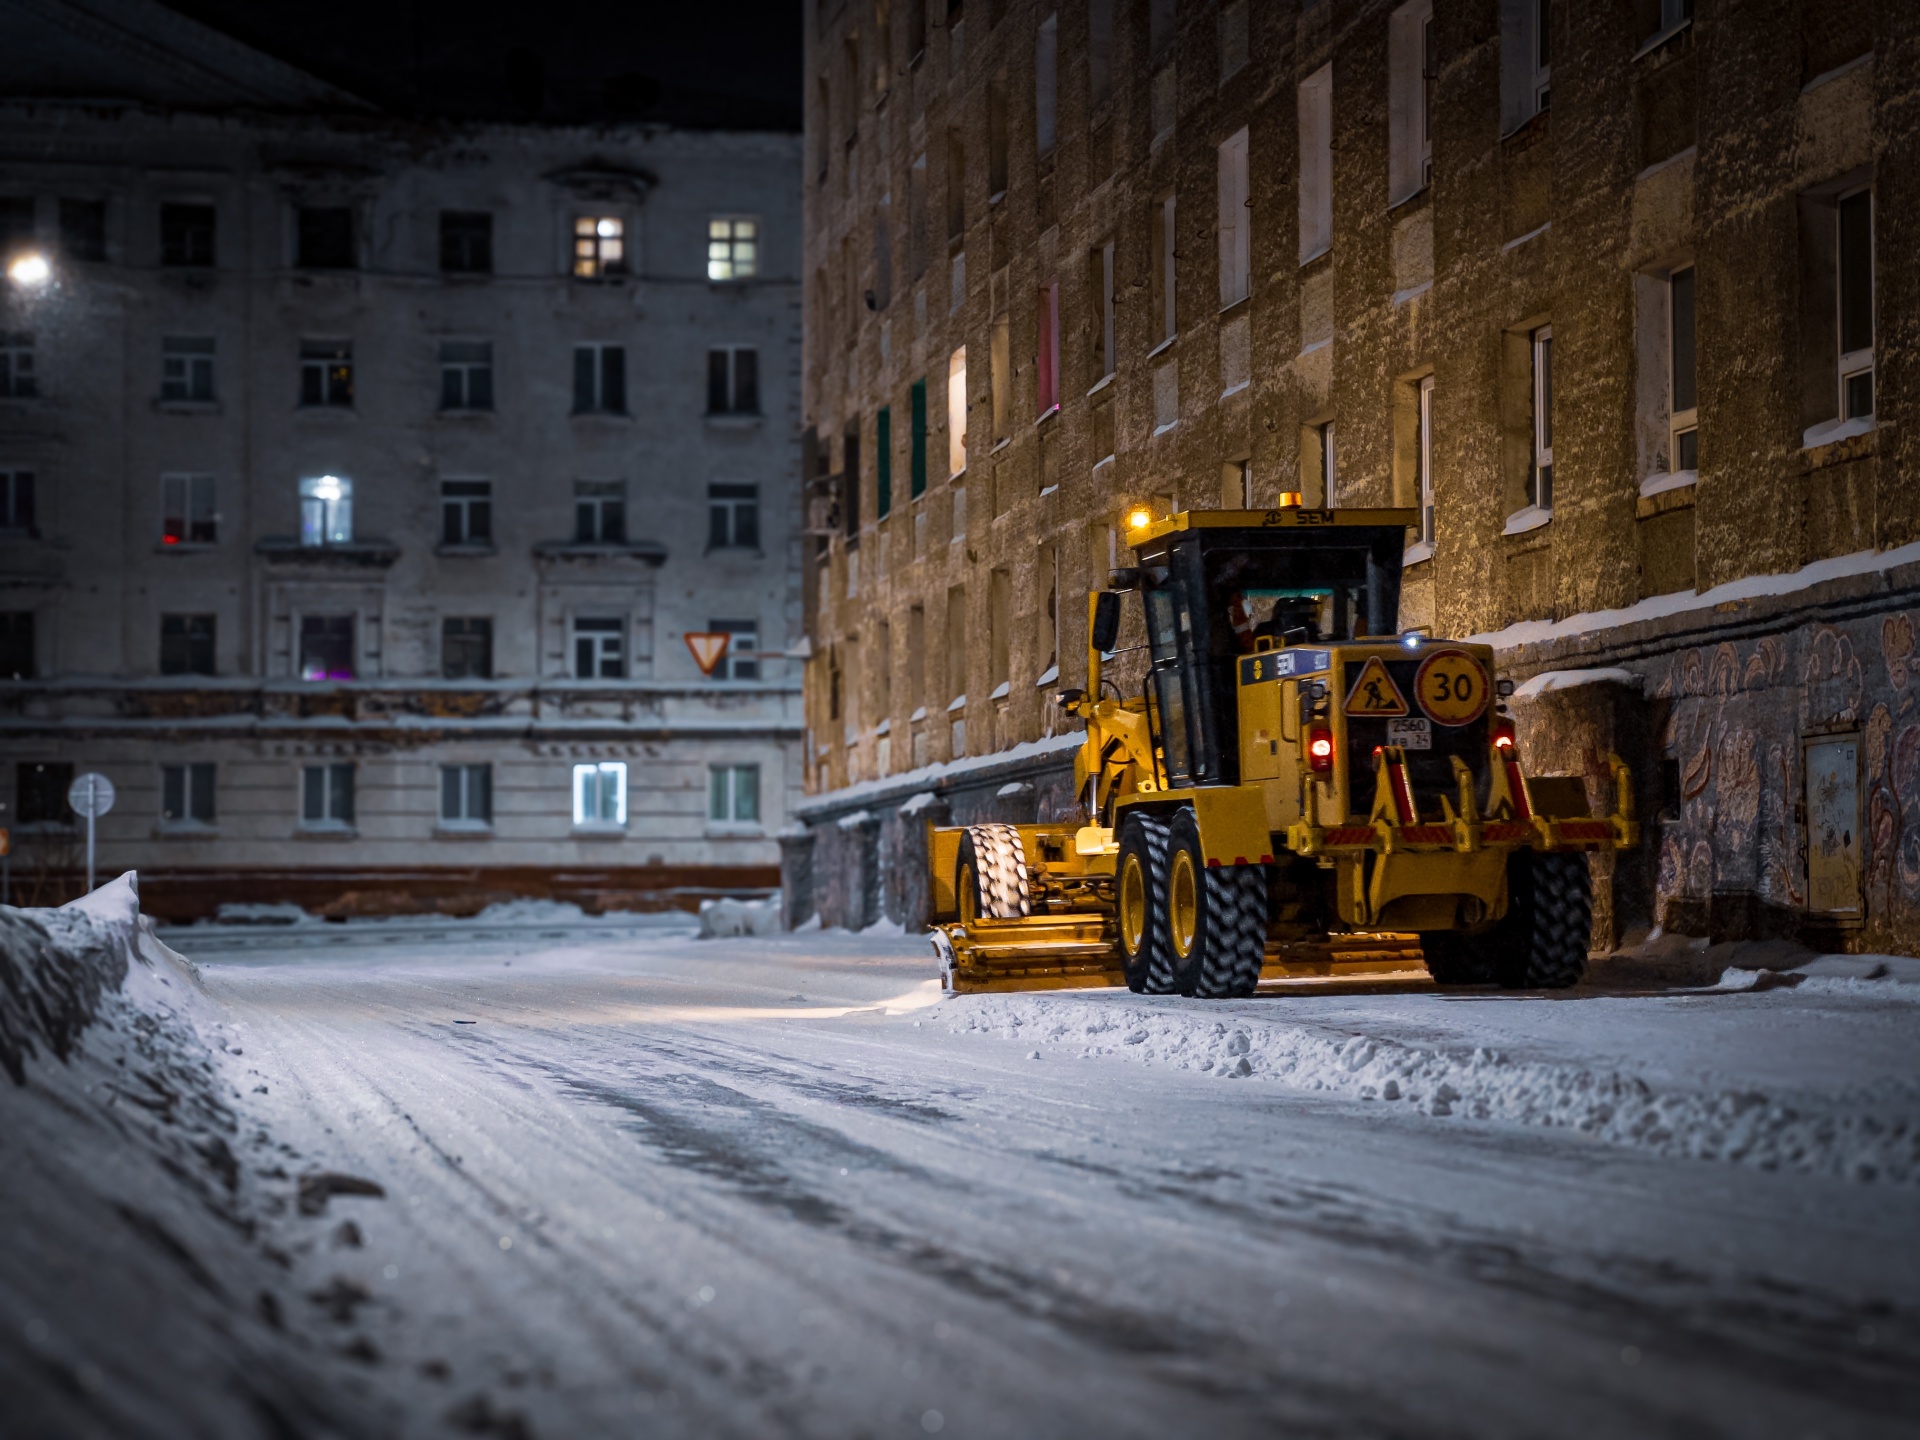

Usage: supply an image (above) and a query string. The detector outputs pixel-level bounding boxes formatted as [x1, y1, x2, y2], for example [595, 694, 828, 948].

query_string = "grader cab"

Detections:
[927, 505, 1637, 997]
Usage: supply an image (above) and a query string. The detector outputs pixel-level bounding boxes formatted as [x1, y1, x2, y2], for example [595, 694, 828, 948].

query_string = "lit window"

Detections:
[162, 473, 216, 545]
[573, 762, 627, 826]
[572, 616, 626, 679]
[708, 764, 761, 823]
[707, 217, 759, 281]
[300, 762, 354, 827]
[161, 762, 215, 827]
[440, 764, 492, 825]
[573, 216, 625, 279]
[947, 346, 967, 476]
[298, 475, 352, 546]
[162, 336, 215, 402]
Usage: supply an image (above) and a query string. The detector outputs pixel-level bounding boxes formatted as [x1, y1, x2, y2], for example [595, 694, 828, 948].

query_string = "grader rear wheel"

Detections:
[1163, 807, 1269, 999]
[1116, 815, 1178, 994]
[955, 824, 1032, 922]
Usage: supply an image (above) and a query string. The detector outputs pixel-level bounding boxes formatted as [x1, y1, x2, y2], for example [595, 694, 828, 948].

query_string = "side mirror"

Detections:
[1091, 591, 1122, 653]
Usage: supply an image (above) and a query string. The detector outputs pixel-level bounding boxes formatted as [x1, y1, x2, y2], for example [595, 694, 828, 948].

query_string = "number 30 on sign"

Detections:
[1413, 649, 1490, 726]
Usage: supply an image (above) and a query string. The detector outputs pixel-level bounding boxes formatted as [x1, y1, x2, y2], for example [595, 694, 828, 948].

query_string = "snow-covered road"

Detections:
[159, 920, 1919, 1440]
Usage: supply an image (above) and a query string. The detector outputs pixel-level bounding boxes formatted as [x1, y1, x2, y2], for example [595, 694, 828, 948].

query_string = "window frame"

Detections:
[571, 616, 628, 680]
[707, 216, 760, 282]
[1417, 375, 1436, 549]
[0, 331, 37, 399]
[708, 483, 761, 551]
[707, 618, 761, 682]
[1530, 324, 1554, 511]
[298, 613, 356, 681]
[441, 615, 494, 679]
[1667, 266, 1698, 475]
[572, 343, 628, 415]
[707, 763, 762, 825]
[161, 336, 216, 404]
[438, 339, 494, 412]
[572, 215, 628, 279]
[299, 762, 355, 830]
[439, 211, 493, 274]
[706, 346, 761, 415]
[298, 339, 354, 408]
[159, 612, 216, 676]
[440, 479, 492, 548]
[160, 761, 217, 830]
[0, 469, 34, 534]
[1836, 186, 1874, 422]
[298, 475, 353, 547]
[1297, 65, 1334, 265]
[572, 761, 628, 828]
[574, 481, 627, 543]
[439, 763, 493, 828]
[947, 346, 968, 477]
[1217, 128, 1251, 307]
[159, 202, 215, 268]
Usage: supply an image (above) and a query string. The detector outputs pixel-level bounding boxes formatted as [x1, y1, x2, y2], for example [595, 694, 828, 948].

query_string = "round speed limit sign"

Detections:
[1413, 649, 1491, 726]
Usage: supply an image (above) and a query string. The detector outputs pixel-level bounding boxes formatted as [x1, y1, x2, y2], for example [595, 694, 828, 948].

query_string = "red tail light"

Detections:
[1307, 724, 1334, 773]
[1492, 719, 1516, 751]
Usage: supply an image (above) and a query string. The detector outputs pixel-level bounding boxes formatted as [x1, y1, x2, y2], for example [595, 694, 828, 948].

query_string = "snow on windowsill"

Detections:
[1038, 484, 1059, 497]
[1631, 16, 1692, 61]
[1402, 540, 1434, 566]
[1034, 664, 1059, 687]
[1470, 538, 1920, 652]
[1152, 421, 1178, 437]
[1086, 372, 1115, 397]
[1511, 667, 1643, 700]
[1392, 280, 1432, 307]
[874, 718, 890, 736]
[570, 825, 628, 840]
[432, 824, 495, 839]
[1640, 470, 1696, 499]
[1502, 505, 1553, 536]
[947, 693, 967, 713]
[1297, 337, 1331, 357]
[989, 681, 1012, 702]
[1802, 415, 1875, 451]
[909, 706, 928, 723]
[1501, 221, 1551, 253]
[1219, 381, 1251, 400]
[1147, 334, 1177, 361]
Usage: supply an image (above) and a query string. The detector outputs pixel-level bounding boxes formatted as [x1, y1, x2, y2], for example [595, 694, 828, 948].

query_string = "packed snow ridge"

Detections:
[948, 990, 1920, 1186]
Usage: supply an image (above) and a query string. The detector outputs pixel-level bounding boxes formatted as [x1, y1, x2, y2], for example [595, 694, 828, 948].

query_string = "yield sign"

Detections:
[684, 631, 732, 676]
[1345, 656, 1409, 716]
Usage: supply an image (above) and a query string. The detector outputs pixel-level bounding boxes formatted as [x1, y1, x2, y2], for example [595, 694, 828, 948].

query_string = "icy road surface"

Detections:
[180, 921, 1918, 1439]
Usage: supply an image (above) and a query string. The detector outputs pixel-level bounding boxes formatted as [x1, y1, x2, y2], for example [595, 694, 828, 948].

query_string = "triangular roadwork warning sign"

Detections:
[1345, 656, 1410, 716]
[684, 631, 732, 676]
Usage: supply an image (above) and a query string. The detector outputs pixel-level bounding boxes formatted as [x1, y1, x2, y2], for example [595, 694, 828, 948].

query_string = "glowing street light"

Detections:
[8, 251, 51, 287]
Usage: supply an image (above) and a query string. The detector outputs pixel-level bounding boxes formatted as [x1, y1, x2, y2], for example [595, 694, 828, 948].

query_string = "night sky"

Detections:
[163, 0, 803, 129]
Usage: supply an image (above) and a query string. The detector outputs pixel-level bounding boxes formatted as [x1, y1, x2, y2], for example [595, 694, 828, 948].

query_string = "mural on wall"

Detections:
[1650, 606, 1919, 950]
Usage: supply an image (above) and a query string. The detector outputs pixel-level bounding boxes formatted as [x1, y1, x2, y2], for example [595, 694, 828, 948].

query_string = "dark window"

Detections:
[708, 764, 760, 822]
[296, 206, 355, 269]
[160, 614, 216, 675]
[842, 425, 860, 537]
[300, 340, 353, 407]
[877, 406, 892, 517]
[301, 763, 354, 826]
[440, 764, 492, 824]
[573, 617, 626, 678]
[439, 211, 493, 273]
[1669, 267, 1698, 472]
[59, 199, 106, 261]
[708, 618, 760, 681]
[706, 347, 759, 414]
[1839, 188, 1874, 420]
[573, 344, 626, 413]
[0, 197, 32, 256]
[574, 482, 626, 543]
[1, 332, 36, 399]
[910, 378, 928, 497]
[0, 611, 33, 679]
[17, 761, 72, 823]
[162, 336, 215, 402]
[299, 615, 354, 681]
[441, 480, 492, 545]
[439, 340, 493, 410]
[160, 203, 215, 267]
[0, 471, 34, 532]
[162, 474, 217, 545]
[708, 484, 760, 549]
[442, 617, 494, 679]
[161, 763, 216, 826]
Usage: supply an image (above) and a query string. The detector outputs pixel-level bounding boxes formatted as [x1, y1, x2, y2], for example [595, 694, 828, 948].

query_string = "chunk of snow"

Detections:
[1511, 667, 1643, 700]
[697, 897, 784, 939]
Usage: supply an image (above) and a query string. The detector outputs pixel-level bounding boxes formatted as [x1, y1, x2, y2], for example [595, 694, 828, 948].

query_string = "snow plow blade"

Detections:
[934, 921, 1428, 996]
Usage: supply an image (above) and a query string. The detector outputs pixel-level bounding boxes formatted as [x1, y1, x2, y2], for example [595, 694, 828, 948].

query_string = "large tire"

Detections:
[1165, 808, 1270, 999]
[1115, 815, 1178, 994]
[1426, 851, 1592, 989]
[955, 824, 1031, 922]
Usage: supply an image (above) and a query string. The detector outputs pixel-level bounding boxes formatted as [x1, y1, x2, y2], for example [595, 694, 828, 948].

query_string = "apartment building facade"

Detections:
[0, 3, 805, 918]
[793, 0, 1920, 956]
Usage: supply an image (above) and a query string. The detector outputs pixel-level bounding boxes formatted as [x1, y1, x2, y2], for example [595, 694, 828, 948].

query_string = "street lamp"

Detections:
[7, 251, 51, 287]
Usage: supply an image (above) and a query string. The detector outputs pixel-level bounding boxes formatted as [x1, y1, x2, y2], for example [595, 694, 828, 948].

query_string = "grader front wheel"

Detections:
[955, 824, 1032, 922]
[1164, 808, 1268, 999]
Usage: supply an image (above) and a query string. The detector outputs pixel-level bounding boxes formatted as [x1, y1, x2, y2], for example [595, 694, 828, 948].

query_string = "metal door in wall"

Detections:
[1805, 733, 1863, 923]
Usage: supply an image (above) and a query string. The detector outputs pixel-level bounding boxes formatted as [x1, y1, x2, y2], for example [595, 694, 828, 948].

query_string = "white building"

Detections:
[0, 0, 805, 918]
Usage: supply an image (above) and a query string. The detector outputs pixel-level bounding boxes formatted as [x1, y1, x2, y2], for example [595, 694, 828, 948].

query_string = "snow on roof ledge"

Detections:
[1512, 667, 1643, 700]
[1471, 540, 1920, 654]
[798, 730, 1086, 817]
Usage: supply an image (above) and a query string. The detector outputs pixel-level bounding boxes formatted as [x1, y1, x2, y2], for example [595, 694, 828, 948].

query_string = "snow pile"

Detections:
[947, 992, 1920, 1185]
[211, 900, 317, 925]
[0, 875, 381, 1435]
[698, 895, 784, 938]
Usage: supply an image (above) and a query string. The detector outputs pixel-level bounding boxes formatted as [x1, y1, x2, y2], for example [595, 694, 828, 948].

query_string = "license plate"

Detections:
[1387, 717, 1432, 750]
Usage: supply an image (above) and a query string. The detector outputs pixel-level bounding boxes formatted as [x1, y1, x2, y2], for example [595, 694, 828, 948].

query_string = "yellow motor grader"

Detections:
[927, 504, 1637, 997]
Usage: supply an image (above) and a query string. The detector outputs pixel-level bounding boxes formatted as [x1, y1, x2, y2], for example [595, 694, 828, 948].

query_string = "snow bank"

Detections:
[698, 896, 784, 938]
[0, 875, 382, 1435]
[946, 993, 1920, 1185]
